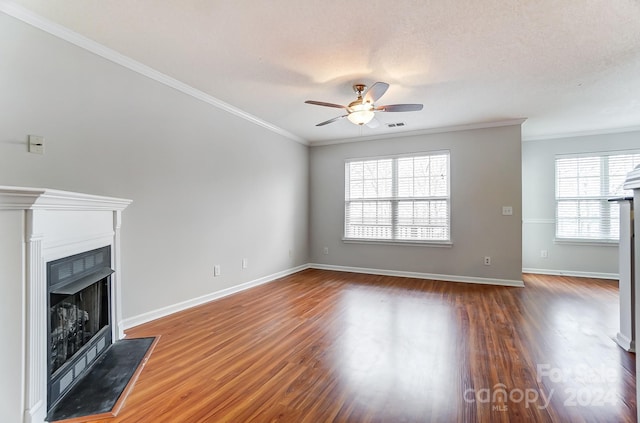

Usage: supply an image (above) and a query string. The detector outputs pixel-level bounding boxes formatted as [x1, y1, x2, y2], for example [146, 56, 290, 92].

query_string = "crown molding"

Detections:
[522, 125, 640, 142]
[0, 1, 308, 146]
[308, 118, 527, 147]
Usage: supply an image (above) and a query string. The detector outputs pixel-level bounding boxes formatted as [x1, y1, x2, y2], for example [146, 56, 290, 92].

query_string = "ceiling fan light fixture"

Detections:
[306, 81, 422, 128]
[347, 102, 375, 125]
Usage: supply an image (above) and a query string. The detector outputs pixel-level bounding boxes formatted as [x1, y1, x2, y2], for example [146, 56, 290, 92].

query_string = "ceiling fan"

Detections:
[305, 82, 423, 128]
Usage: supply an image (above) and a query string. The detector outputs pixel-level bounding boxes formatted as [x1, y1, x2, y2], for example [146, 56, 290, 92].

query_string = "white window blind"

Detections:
[555, 151, 640, 241]
[345, 151, 450, 243]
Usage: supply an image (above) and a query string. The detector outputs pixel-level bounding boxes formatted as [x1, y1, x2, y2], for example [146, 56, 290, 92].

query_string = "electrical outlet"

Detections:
[323, 247, 329, 255]
[540, 250, 548, 258]
[214, 265, 221, 276]
[484, 256, 491, 266]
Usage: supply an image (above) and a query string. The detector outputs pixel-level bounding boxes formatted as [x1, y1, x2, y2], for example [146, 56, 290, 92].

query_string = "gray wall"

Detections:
[0, 211, 25, 423]
[310, 124, 523, 283]
[522, 130, 640, 277]
[0, 13, 309, 321]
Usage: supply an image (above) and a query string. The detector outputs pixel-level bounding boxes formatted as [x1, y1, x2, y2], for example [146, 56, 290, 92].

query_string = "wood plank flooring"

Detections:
[94, 270, 635, 422]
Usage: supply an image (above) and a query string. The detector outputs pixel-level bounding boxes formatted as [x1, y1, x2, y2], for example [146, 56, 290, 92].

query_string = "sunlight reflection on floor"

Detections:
[331, 284, 460, 418]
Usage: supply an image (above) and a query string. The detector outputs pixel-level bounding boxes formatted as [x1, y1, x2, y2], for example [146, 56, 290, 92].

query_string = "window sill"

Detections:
[343, 238, 453, 248]
[553, 238, 619, 247]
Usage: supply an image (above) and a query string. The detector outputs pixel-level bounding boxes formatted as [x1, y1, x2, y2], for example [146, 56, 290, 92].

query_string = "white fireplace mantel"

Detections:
[0, 186, 131, 423]
[0, 186, 132, 211]
[624, 168, 640, 423]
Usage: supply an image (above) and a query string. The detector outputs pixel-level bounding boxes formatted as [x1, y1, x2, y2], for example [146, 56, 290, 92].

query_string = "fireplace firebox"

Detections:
[47, 246, 114, 411]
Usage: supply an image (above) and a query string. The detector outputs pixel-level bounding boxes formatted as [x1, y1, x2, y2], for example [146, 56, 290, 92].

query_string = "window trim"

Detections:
[342, 238, 454, 247]
[343, 150, 451, 244]
[553, 238, 619, 247]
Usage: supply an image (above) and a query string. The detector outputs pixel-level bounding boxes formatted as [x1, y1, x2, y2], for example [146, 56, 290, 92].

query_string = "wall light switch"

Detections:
[28, 135, 45, 154]
[502, 206, 513, 216]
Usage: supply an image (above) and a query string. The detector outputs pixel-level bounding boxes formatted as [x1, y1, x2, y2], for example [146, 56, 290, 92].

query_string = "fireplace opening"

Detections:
[47, 246, 113, 411]
[50, 279, 109, 373]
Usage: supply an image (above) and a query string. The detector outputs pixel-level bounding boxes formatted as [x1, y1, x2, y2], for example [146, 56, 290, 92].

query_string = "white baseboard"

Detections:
[522, 268, 619, 280]
[120, 262, 525, 332]
[616, 332, 635, 352]
[309, 263, 524, 287]
[120, 264, 622, 332]
[120, 264, 310, 331]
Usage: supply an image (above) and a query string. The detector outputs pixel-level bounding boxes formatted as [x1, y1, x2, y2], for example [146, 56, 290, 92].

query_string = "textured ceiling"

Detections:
[6, 0, 640, 143]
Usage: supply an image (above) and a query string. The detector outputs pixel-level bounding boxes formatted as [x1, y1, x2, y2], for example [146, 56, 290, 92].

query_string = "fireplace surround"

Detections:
[47, 246, 114, 411]
[0, 187, 131, 423]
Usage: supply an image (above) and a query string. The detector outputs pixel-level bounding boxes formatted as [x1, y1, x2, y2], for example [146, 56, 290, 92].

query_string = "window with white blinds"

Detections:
[344, 151, 450, 243]
[555, 151, 640, 242]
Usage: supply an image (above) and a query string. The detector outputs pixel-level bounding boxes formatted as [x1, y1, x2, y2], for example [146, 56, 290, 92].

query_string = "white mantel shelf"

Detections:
[624, 166, 640, 190]
[0, 186, 132, 211]
[0, 186, 132, 423]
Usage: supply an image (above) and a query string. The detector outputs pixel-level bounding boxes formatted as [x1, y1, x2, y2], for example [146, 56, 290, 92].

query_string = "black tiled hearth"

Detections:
[47, 337, 155, 422]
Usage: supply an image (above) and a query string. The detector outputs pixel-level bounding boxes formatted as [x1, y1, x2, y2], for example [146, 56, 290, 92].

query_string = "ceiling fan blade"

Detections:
[316, 115, 348, 126]
[305, 100, 347, 109]
[363, 82, 389, 103]
[365, 117, 380, 129]
[375, 104, 423, 112]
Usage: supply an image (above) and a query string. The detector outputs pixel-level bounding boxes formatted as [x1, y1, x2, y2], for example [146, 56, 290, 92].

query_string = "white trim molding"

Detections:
[122, 262, 526, 333]
[343, 239, 453, 248]
[523, 125, 640, 142]
[522, 268, 618, 280]
[616, 332, 635, 352]
[120, 264, 310, 331]
[24, 226, 45, 423]
[0, 186, 131, 211]
[624, 166, 640, 190]
[309, 118, 527, 147]
[0, 1, 306, 146]
[553, 238, 619, 247]
[309, 263, 524, 287]
[523, 218, 555, 225]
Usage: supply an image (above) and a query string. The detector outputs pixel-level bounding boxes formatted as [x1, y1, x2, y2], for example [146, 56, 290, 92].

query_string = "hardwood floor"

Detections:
[94, 270, 635, 422]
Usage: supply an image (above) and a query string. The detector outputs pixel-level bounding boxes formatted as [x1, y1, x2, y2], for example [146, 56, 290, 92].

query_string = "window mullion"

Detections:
[391, 158, 399, 240]
[601, 156, 611, 239]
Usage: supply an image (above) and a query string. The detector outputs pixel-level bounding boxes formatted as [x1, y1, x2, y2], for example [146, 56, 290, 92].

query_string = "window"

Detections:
[555, 151, 640, 242]
[344, 151, 450, 243]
